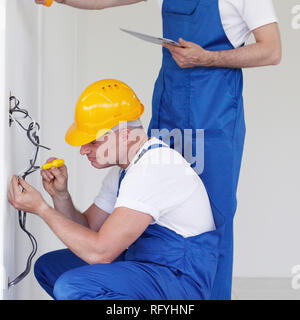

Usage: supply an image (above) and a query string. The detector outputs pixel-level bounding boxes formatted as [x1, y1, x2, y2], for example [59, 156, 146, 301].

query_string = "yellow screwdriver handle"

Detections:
[42, 159, 64, 170]
[43, 0, 53, 7]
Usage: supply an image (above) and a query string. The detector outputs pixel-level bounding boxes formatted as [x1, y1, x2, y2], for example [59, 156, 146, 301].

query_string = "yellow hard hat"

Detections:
[65, 79, 144, 146]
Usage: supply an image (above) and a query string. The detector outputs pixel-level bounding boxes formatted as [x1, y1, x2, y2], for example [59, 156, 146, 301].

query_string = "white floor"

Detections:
[232, 278, 300, 300]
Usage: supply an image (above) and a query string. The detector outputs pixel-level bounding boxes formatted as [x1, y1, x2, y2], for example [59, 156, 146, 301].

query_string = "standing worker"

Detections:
[8, 79, 219, 300]
[34, 0, 282, 300]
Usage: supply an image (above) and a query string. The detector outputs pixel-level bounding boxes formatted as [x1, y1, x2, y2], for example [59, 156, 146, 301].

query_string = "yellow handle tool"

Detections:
[42, 159, 65, 170]
[43, 0, 53, 7]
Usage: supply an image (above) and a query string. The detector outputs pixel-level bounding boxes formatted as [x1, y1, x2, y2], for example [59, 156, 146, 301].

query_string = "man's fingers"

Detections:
[45, 170, 54, 180]
[46, 157, 58, 164]
[50, 166, 65, 183]
[11, 175, 23, 195]
[8, 176, 15, 198]
[8, 176, 21, 208]
[41, 170, 52, 182]
[163, 43, 182, 54]
[178, 38, 192, 47]
[162, 42, 172, 50]
[35, 0, 46, 4]
[41, 157, 60, 180]
[171, 52, 182, 63]
[18, 176, 32, 191]
[41, 166, 66, 184]
[7, 185, 14, 204]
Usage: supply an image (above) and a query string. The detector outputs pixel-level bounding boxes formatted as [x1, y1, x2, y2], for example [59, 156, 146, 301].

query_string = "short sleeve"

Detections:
[234, 0, 278, 31]
[94, 167, 119, 214]
[114, 148, 200, 221]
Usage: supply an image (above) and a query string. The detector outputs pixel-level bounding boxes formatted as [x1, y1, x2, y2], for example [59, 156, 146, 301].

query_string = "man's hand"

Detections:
[163, 38, 213, 69]
[35, 0, 64, 5]
[35, 0, 46, 4]
[41, 157, 68, 199]
[34, 0, 143, 10]
[7, 175, 48, 215]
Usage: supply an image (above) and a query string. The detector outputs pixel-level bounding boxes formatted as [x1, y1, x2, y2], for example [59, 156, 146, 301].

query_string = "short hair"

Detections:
[111, 118, 143, 131]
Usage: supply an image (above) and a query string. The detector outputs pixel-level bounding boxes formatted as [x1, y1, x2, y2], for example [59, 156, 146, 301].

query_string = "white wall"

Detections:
[3, 0, 46, 300]
[234, 0, 300, 278]
[2, 1, 80, 299]
[2, 0, 39, 300]
[1, 0, 300, 300]
[0, 0, 7, 300]
[29, 4, 82, 300]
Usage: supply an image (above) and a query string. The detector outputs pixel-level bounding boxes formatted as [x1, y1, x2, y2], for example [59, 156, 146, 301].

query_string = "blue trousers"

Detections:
[34, 249, 206, 300]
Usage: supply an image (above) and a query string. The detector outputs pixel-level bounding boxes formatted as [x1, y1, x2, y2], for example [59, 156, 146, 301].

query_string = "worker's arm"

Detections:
[35, 0, 145, 10]
[83, 204, 110, 232]
[50, 192, 109, 231]
[7, 175, 152, 265]
[163, 22, 282, 69]
[39, 205, 152, 264]
[41, 157, 109, 231]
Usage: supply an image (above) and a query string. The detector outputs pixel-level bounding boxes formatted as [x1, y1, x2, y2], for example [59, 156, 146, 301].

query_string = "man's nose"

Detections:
[80, 144, 90, 156]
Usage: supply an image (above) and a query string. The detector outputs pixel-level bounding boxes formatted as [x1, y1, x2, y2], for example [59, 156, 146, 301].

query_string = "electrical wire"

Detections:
[8, 96, 50, 288]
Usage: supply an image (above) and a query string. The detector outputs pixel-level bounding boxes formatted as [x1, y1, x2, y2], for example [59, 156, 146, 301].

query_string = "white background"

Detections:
[0, 0, 299, 299]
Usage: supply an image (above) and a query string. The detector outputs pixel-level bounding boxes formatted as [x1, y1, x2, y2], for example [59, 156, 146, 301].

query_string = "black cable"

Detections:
[8, 96, 50, 288]
[8, 211, 38, 287]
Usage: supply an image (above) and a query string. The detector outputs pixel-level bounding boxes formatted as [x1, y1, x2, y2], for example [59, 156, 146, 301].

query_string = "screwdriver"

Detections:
[41, 159, 65, 170]
[43, 0, 53, 7]
[16, 159, 64, 189]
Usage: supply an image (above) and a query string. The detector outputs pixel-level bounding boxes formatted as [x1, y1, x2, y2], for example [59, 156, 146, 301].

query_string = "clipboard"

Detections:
[120, 28, 182, 47]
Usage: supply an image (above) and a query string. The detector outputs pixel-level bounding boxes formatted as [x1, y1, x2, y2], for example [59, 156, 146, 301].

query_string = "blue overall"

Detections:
[34, 144, 223, 300]
[147, 0, 246, 299]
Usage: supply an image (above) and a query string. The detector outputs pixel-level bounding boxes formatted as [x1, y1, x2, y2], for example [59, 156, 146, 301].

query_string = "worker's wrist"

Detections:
[38, 201, 51, 219]
[199, 50, 218, 67]
[52, 191, 70, 201]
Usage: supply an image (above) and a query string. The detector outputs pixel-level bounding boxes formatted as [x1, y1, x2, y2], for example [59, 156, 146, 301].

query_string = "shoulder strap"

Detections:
[134, 143, 168, 165]
[117, 142, 168, 197]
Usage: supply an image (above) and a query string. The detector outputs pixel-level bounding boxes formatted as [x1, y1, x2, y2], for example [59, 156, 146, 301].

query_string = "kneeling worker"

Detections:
[8, 79, 219, 300]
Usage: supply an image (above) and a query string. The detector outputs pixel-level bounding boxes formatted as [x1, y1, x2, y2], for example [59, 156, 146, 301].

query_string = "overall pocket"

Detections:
[162, 0, 214, 45]
[163, 0, 200, 15]
[159, 67, 191, 132]
[189, 68, 238, 140]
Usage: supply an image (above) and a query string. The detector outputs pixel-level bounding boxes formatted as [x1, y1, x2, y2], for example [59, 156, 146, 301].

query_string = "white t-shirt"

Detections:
[94, 137, 216, 238]
[157, 0, 278, 48]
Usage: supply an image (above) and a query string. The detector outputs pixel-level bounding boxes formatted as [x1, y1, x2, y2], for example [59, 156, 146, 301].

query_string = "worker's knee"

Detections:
[53, 266, 135, 300]
[34, 252, 53, 281]
[53, 269, 87, 300]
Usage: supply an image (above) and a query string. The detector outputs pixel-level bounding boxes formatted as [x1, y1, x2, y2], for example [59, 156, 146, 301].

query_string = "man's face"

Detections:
[80, 131, 119, 169]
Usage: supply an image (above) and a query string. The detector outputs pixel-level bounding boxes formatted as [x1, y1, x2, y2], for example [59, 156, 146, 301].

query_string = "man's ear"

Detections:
[119, 127, 130, 143]
[127, 127, 142, 144]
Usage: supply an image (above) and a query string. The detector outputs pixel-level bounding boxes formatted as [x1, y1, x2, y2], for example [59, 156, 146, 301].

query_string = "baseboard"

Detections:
[232, 278, 300, 300]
